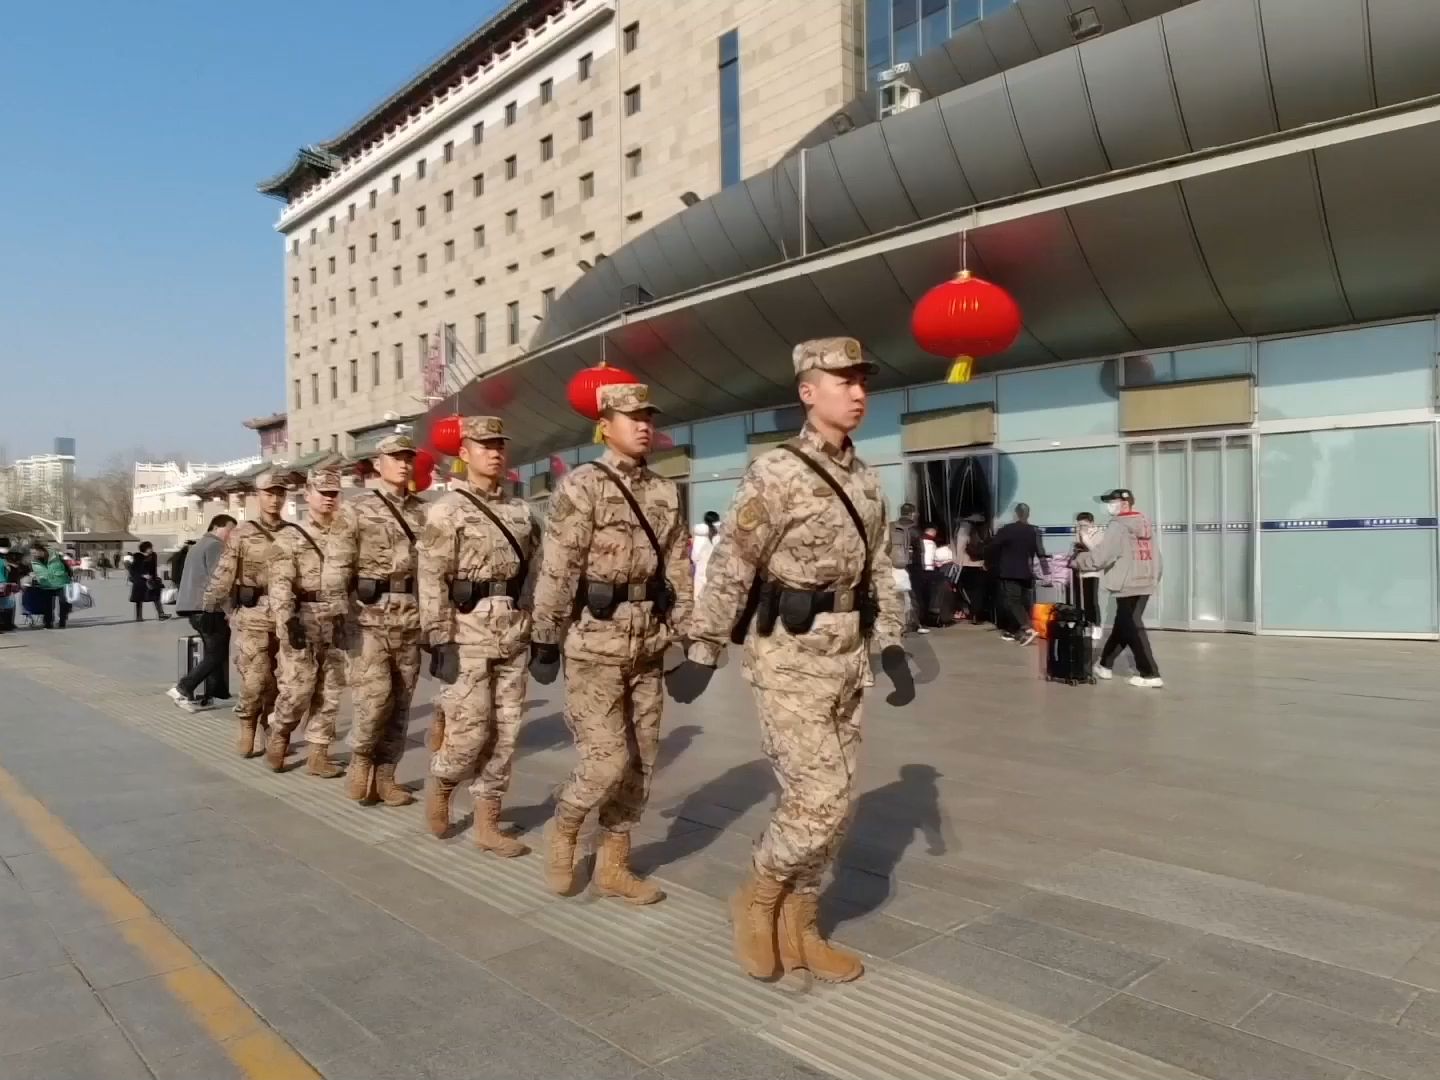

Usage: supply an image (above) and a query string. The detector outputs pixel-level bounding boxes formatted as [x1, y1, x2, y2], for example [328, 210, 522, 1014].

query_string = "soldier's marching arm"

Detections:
[417, 501, 459, 647]
[664, 502, 695, 639]
[200, 528, 241, 613]
[529, 472, 595, 647]
[267, 535, 300, 633]
[321, 504, 359, 603]
[866, 493, 905, 653]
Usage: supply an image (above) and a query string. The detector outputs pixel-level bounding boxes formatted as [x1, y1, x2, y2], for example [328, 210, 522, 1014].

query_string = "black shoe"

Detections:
[158, 614, 172, 621]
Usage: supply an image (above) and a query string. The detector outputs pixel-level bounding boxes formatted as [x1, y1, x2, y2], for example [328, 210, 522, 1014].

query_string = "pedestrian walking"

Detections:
[530, 383, 692, 906]
[669, 336, 912, 984]
[325, 434, 426, 807]
[887, 503, 922, 634]
[691, 510, 720, 601]
[1073, 511, 1105, 640]
[264, 469, 346, 777]
[987, 504, 1049, 645]
[201, 473, 288, 754]
[29, 543, 72, 629]
[1075, 488, 1164, 688]
[169, 514, 236, 712]
[418, 416, 539, 853]
[129, 542, 170, 621]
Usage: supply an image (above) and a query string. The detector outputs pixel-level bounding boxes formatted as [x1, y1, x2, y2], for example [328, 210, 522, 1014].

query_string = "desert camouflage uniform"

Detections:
[689, 341, 904, 895]
[531, 392, 693, 834]
[268, 504, 345, 749]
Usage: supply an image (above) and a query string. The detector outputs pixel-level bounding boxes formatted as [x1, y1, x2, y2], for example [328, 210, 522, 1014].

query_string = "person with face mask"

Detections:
[1074, 488, 1163, 687]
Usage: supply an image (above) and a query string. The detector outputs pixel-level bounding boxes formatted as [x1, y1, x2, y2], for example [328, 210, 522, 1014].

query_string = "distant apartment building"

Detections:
[0, 452, 76, 529]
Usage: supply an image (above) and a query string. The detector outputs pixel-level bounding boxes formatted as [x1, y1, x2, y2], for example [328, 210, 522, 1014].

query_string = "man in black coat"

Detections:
[987, 503, 1049, 645]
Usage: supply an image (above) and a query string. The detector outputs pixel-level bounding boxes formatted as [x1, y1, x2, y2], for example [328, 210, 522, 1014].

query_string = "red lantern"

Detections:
[480, 376, 515, 410]
[506, 468, 521, 484]
[548, 454, 568, 477]
[653, 431, 674, 451]
[412, 448, 436, 493]
[911, 271, 1022, 360]
[566, 362, 637, 421]
[430, 415, 463, 457]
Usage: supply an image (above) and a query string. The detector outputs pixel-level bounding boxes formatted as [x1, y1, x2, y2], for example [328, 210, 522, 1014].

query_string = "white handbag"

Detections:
[66, 583, 95, 609]
[161, 587, 178, 605]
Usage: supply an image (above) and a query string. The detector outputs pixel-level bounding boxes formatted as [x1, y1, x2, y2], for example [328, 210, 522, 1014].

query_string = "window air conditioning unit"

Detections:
[877, 63, 921, 119]
[1068, 7, 1103, 42]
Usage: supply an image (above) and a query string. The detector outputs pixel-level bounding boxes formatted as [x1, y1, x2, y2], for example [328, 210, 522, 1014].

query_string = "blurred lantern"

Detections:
[548, 454, 568, 478]
[412, 448, 436, 493]
[911, 270, 1022, 384]
[430, 415, 463, 457]
[480, 376, 515, 410]
[653, 430, 674, 451]
[506, 468, 521, 484]
[565, 361, 637, 421]
[450, 458, 467, 478]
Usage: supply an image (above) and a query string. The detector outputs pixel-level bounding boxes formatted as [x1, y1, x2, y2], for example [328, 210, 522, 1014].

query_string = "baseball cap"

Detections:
[1098, 488, 1134, 503]
[376, 433, 417, 456]
[461, 415, 509, 441]
[597, 383, 657, 415]
[792, 336, 876, 376]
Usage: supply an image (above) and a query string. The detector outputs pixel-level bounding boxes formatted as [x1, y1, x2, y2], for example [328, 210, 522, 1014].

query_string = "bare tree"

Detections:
[74, 455, 135, 532]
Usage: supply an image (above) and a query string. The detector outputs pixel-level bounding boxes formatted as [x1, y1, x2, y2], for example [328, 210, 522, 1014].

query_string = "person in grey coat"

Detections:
[1073, 488, 1164, 688]
[168, 515, 237, 711]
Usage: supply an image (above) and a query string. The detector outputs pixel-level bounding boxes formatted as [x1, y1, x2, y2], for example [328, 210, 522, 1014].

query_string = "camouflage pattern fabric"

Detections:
[268, 518, 344, 745]
[201, 520, 280, 634]
[558, 656, 664, 832]
[430, 652, 528, 796]
[232, 626, 278, 724]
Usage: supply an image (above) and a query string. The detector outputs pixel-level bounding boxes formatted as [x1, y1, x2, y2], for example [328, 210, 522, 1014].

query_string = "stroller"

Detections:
[21, 584, 48, 628]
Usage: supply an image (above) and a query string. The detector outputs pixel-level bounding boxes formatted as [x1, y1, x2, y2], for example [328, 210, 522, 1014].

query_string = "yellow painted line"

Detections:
[0, 762, 321, 1080]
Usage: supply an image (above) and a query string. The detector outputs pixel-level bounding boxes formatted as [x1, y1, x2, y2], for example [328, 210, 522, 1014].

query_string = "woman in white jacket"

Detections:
[691, 511, 721, 600]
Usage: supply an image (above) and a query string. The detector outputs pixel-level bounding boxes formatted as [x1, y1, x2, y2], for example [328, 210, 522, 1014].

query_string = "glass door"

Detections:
[908, 452, 997, 550]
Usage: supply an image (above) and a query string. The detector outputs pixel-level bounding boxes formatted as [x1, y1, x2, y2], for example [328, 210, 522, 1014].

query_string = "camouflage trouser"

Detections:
[347, 626, 421, 765]
[753, 683, 863, 894]
[430, 651, 528, 797]
[271, 637, 345, 746]
[558, 656, 663, 832]
[232, 627, 278, 724]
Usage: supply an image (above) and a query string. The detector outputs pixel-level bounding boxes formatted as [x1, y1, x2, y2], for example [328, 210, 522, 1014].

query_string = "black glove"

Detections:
[665, 659, 715, 704]
[285, 616, 308, 650]
[880, 645, 915, 707]
[528, 642, 561, 685]
[199, 610, 226, 634]
[428, 642, 460, 684]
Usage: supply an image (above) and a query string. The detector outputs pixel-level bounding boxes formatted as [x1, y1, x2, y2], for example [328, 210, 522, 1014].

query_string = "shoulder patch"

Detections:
[736, 498, 767, 532]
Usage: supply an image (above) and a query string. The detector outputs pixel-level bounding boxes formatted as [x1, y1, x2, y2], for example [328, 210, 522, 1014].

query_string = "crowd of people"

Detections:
[0, 537, 81, 631]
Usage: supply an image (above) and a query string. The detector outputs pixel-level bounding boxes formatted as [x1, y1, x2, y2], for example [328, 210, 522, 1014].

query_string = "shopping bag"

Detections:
[66, 583, 95, 609]
[161, 587, 178, 605]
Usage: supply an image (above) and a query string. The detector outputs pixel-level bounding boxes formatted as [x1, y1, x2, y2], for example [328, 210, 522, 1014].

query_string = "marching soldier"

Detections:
[418, 416, 539, 854]
[324, 434, 426, 808]
[201, 469, 290, 757]
[264, 467, 347, 778]
[668, 337, 914, 983]
[529, 383, 692, 905]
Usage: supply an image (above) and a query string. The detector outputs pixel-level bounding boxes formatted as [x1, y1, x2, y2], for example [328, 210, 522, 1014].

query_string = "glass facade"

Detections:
[867, 0, 1015, 86]
[718, 30, 742, 189]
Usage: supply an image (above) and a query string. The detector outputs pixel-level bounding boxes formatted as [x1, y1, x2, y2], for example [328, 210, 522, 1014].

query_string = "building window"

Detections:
[579, 112, 594, 140]
[369, 232, 378, 253]
[541, 287, 555, 315]
[579, 172, 595, 200]
[347, 244, 356, 264]
[417, 205, 427, 227]
[312, 439, 320, 453]
[443, 189, 454, 213]
[369, 189, 378, 209]
[330, 434, 339, 453]
[472, 173, 484, 197]
[393, 342, 403, 379]
[310, 373, 319, 404]
[391, 174, 401, 194]
[540, 77, 554, 105]
[505, 209, 517, 235]
[348, 286, 356, 307]
[473, 224, 486, 249]
[348, 202, 356, 221]
[416, 158, 427, 179]
[505, 155, 517, 180]
[327, 297, 336, 316]
[309, 305, 317, 323]
[328, 215, 335, 233]
[626, 210, 644, 223]
[329, 366, 338, 399]
[475, 312, 487, 353]
[370, 350, 380, 387]
[309, 227, 317, 243]
[348, 358, 358, 393]
[328, 255, 336, 274]
[418, 332, 430, 367]
[417, 252, 428, 275]
[625, 147, 643, 179]
[443, 140, 454, 164]
[392, 265, 402, 285]
[505, 101, 517, 126]
[472, 120, 484, 145]
[391, 219, 401, 240]
[894, 0, 921, 65]
[293, 378, 301, 409]
[292, 314, 300, 332]
[623, 21, 639, 52]
[291, 276, 299, 294]
[291, 238, 300, 255]
[719, 29, 741, 188]
[540, 134, 554, 162]
[443, 239, 455, 263]
[624, 85, 641, 116]
[369, 276, 378, 297]
[309, 266, 317, 284]
[507, 301, 520, 345]
[540, 192, 555, 218]
[578, 52, 592, 80]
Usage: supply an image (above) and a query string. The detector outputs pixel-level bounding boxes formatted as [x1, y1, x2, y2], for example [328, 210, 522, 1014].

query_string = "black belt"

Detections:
[296, 589, 321, 603]
[782, 585, 858, 613]
[357, 577, 415, 596]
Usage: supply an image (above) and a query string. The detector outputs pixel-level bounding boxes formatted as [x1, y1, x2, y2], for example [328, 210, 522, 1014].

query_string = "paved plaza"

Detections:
[1, 578, 1438, 1079]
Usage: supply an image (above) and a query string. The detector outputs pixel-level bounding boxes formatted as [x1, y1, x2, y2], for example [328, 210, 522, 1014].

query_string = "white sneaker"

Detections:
[177, 698, 216, 713]
[999, 633, 1017, 643]
[1018, 629, 1038, 646]
[166, 686, 185, 704]
[1128, 676, 1164, 689]
[917, 627, 931, 635]
[1093, 664, 1113, 680]
[1090, 626, 1104, 641]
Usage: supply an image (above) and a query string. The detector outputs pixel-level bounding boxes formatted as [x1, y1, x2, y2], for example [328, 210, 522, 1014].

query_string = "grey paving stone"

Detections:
[1398, 990, 1440, 1037]
[1240, 993, 1440, 1080]
[587, 992, 731, 1064]
[952, 911, 1164, 988]
[1004, 890, 1204, 958]
[1127, 962, 1272, 1025]
[389, 895, 549, 962]
[57, 917, 190, 990]
[1077, 995, 1352, 1080]
[0, 964, 114, 1055]
[658, 1031, 834, 1080]
[99, 970, 223, 1064]
[240, 974, 383, 1067]
[3, 851, 81, 895]
[895, 935, 1118, 1024]
[0, 910, 67, 980]
[1174, 934, 1421, 1023]
[143, 1041, 246, 1080]
[875, 883, 991, 931]
[485, 938, 665, 1023]
[0, 1025, 152, 1080]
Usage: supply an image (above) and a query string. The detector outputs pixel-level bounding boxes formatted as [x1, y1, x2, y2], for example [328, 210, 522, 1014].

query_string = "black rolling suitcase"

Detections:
[177, 634, 204, 681]
[1045, 565, 1093, 685]
[922, 572, 956, 627]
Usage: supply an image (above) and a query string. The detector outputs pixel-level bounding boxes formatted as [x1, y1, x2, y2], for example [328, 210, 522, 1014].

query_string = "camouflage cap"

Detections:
[461, 415, 509, 442]
[597, 383, 656, 415]
[792, 336, 875, 376]
[253, 469, 289, 492]
[376, 433, 417, 456]
[307, 466, 343, 491]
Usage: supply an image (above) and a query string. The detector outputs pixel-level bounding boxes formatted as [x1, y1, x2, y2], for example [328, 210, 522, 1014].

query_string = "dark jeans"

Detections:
[1080, 577, 1101, 626]
[957, 566, 989, 622]
[1100, 594, 1159, 678]
[177, 615, 230, 702]
[998, 578, 1032, 636]
[41, 588, 70, 629]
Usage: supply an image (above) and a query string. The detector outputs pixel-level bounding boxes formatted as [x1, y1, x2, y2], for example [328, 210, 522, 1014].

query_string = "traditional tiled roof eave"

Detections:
[242, 412, 288, 431]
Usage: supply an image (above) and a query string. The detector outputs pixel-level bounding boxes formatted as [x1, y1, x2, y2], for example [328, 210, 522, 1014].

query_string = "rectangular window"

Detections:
[623, 21, 639, 52]
[505, 155, 517, 180]
[327, 297, 336, 315]
[417, 205, 427, 227]
[331, 434, 339, 453]
[473, 224, 486, 249]
[505, 101, 517, 126]
[442, 190, 454, 213]
[505, 209, 518, 235]
[393, 342, 403, 379]
[475, 312, 487, 353]
[348, 202, 356, 221]
[327, 255, 336, 274]
[329, 366, 338, 399]
[310, 373, 319, 404]
[443, 140, 454, 163]
[624, 85, 641, 116]
[391, 174, 400, 194]
[391, 219, 401, 239]
[472, 173, 484, 197]
[312, 439, 320, 454]
[443, 323, 456, 363]
[719, 29, 741, 188]
[368, 232, 378, 252]
[309, 227, 317, 243]
[347, 244, 356, 264]
[625, 147, 643, 179]
[416, 158, 427, 179]
[893, 0, 920, 65]
[540, 77, 554, 104]
[370, 350, 380, 387]
[507, 301, 520, 345]
[369, 275, 378, 297]
[347, 286, 356, 306]
[369, 189, 378, 209]
[309, 305, 317, 323]
[541, 287, 555, 315]
[349, 358, 358, 393]
[417, 252, 427, 275]
[443, 239, 455, 263]
[328, 215, 335, 233]
[540, 192, 555, 218]
[291, 238, 300, 255]
[292, 314, 300, 332]
[309, 266, 317, 284]
[578, 52, 592, 80]
[540, 135, 553, 162]
[472, 120, 484, 145]
[626, 210, 644, 223]
[293, 378, 301, 409]
[579, 172, 595, 200]
[291, 276, 299, 294]
[418, 332, 429, 368]
[579, 112, 594, 140]
[392, 265, 402, 285]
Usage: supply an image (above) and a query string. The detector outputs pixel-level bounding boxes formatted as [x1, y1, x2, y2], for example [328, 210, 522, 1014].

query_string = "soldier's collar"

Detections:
[798, 422, 854, 466]
[463, 479, 504, 500]
[600, 448, 645, 474]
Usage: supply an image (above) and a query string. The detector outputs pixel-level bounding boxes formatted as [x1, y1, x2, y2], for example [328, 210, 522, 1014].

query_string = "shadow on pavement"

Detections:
[630, 757, 775, 875]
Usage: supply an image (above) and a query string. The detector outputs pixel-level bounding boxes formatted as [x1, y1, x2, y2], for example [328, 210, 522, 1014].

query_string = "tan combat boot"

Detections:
[474, 796, 529, 858]
[729, 866, 786, 979]
[374, 763, 414, 807]
[345, 754, 375, 802]
[264, 730, 289, 772]
[306, 745, 342, 779]
[236, 719, 259, 758]
[425, 776, 457, 837]
[778, 890, 864, 983]
[426, 705, 446, 753]
[543, 801, 586, 896]
[594, 829, 665, 906]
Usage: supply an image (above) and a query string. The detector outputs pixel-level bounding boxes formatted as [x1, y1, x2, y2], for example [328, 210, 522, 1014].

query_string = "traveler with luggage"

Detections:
[1073, 512, 1105, 641]
[1074, 488, 1164, 688]
[169, 514, 237, 712]
[987, 503, 1049, 645]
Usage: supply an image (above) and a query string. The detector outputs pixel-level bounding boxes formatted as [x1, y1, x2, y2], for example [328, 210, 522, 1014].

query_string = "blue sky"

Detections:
[0, 1, 506, 473]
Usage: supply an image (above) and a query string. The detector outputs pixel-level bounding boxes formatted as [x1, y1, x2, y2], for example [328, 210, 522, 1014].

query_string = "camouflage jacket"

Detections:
[323, 488, 426, 633]
[417, 481, 538, 658]
[688, 423, 903, 690]
[531, 448, 693, 665]
[201, 519, 282, 634]
[267, 518, 343, 635]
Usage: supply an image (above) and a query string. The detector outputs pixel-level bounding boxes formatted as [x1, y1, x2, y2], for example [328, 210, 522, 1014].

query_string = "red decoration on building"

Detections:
[565, 362, 637, 421]
[911, 271, 1023, 360]
[430, 415, 463, 457]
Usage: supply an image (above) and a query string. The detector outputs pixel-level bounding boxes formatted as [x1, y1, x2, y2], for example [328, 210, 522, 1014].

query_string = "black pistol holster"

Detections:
[233, 585, 264, 608]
